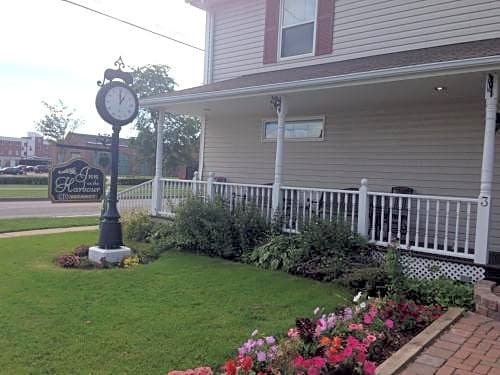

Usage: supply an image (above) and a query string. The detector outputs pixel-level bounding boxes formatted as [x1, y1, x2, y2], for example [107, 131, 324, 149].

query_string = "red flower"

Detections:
[240, 355, 253, 372]
[222, 359, 237, 375]
[363, 361, 376, 375]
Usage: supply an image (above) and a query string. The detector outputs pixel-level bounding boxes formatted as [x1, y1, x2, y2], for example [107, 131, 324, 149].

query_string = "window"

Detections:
[263, 117, 324, 141]
[280, 0, 317, 58]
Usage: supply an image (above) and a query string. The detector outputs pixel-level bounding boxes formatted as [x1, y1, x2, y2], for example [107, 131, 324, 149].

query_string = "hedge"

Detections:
[117, 177, 153, 186]
[0, 176, 48, 185]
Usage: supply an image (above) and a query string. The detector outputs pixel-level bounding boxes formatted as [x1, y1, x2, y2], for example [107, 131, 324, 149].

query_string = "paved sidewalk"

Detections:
[0, 226, 98, 238]
[400, 312, 500, 375]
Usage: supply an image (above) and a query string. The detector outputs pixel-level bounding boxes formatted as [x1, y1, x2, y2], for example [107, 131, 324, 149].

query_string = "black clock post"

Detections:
[89, 58, 139, 264]
[98, 123, 123, 249]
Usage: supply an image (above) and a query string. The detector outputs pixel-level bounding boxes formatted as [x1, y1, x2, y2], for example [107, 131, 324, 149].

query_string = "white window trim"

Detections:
[261, 115, 326, 143]
[278, 0, 318, 61]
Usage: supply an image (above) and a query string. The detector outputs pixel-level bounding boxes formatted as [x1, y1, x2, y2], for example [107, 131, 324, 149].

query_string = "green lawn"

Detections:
[0, 185, 130, 199]
[0, 231, 350, 374]
[0, 184, 48, 198]
[0, 216, 99, 233]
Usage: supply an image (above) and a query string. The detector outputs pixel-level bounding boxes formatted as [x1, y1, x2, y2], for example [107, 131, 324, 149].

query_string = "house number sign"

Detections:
[480, 196, 489, 207]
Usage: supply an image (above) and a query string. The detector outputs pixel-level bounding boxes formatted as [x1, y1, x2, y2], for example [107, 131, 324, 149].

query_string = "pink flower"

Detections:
[363, 313, 373, 325]
[385, 319, 394, 329]
[363, 361, 376, 375]
[348, 323, 363, 331]
[288, 328, 299, 338]
[366, 334, 377, 343]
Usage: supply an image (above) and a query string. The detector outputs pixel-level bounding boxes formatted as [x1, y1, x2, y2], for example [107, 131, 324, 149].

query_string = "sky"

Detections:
[0, 0, 206, 139]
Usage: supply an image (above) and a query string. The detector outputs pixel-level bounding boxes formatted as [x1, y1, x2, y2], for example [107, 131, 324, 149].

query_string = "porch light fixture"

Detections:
[434, 86, 447, 92]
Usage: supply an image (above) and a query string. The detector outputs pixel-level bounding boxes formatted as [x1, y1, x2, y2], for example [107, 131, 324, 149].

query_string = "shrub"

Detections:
[249, 234, 303, 271]
[230, 205, 270, 257]
[117, 177, 152, 186]
[0, 175, 48, 185]
[339, 267, 389, 297]
[57, 254, 80, 268]
[173, 197, 270, 259]
[174, 197, 234, 257]
[402, 278, 474, 309]
[291, 220, 366, 281]
[122, 210, 155, 242]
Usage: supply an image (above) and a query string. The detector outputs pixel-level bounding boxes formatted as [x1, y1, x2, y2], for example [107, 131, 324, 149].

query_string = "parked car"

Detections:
[0, 166, 24, 175]
[34, 165, 49, 173]
[24, 165, 34, 173]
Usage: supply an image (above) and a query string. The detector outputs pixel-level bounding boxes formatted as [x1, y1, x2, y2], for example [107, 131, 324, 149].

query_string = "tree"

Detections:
[129, 64, 200, 176]
[35, 100, 83, 142]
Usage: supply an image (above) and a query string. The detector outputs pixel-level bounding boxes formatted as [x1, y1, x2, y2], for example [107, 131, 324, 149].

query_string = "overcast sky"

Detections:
[0, 0, 206, 139]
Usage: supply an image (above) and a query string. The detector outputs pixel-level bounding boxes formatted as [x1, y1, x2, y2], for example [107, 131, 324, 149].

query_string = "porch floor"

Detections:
[399, 312, 500, 375]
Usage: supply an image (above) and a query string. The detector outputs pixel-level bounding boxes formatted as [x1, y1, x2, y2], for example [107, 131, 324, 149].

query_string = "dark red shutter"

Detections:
[315, 0, 335, 56]
[263, 0, 280, 64]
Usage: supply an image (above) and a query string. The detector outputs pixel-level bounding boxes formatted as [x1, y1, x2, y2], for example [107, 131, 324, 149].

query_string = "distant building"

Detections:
[0, 132, 50, 167]
[53, 132, 143, 176]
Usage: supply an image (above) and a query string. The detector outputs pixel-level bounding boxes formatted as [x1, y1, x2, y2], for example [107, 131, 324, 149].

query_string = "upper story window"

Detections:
[280, 0, 317, 58]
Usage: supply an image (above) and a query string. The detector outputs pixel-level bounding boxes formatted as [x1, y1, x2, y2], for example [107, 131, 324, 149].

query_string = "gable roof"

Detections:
[142, 38, 500, 107]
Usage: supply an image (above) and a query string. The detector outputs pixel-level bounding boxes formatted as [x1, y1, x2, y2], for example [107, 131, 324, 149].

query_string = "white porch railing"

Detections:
[214, 182, 273, 221]
[158, 178, 208, 215]
[281, 186, 359, 232]
[117, 180, 153, 212]
[366, 192, 478, 260]
[118, 176, 482, 263]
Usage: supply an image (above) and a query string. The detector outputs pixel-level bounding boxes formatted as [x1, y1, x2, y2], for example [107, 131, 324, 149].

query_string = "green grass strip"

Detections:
[0, 216, 99, 233]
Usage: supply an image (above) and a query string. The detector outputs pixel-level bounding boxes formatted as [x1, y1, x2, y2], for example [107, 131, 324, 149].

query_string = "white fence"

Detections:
[117, 176, 481, 262]
[281, 186, 359, 232]
[367, 192, 478, 260]
[214, 182, 273, 220]
[158, 178, 208, 215]
[117, 180, 153, 212]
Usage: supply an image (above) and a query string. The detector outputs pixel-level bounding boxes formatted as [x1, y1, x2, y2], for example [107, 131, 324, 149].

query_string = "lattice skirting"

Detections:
[373, 250, 485, 283]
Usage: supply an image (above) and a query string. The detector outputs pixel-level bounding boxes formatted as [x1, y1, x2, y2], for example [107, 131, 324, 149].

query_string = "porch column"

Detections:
[475, 73, 498, 265]
[151, 109, 165, 216]
[271, 95, 288, 217]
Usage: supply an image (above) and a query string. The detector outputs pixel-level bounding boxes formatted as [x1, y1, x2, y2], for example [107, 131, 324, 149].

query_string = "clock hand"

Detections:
[119, 90, 125, 105]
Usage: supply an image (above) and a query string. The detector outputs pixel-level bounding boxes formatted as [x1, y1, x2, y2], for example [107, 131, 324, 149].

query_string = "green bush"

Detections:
[0, 176, 48, 185]
[249, 234, 303, 272]
[402, 277, 474, 309]
[174, 197, 234, 257]
[122, 210, 155, 242]
[291, 220, 366, 281]
[173, 197, 270, 259]
[231, 205, 269, 256]
[117, 177, 152, 186]
[339, 267, 389, 297]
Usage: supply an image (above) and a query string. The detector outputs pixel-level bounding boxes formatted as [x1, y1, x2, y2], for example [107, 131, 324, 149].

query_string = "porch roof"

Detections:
[141, 38, 500, 109]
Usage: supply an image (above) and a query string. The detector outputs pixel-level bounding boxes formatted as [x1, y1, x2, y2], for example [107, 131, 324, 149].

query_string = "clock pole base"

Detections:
[89, 246, 131, 264]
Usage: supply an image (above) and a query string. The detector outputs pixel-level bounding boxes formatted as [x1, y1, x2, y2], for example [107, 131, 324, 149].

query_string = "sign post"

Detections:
[89, 58, 139, 264]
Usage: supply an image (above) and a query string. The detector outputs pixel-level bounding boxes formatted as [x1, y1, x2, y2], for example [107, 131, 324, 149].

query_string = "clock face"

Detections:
[104, 86, 137, 121]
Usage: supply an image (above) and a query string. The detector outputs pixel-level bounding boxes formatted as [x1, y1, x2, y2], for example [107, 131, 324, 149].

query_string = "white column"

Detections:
[357, 179, 370, 236]
[475, 73, 498, 265]
[151, 109, 165, 216]
[271, 96, 288, 217]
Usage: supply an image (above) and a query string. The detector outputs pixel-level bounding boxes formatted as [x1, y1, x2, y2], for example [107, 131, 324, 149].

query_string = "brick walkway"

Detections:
[400, 312, 500, 375]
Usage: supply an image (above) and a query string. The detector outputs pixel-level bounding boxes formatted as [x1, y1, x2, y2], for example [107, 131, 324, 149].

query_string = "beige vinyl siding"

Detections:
[202, 101, 500, 254]
[211, 0, 500, 82]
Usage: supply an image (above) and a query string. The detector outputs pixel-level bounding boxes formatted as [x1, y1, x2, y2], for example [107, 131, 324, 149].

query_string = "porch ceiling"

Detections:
[160, 71, 487, 118]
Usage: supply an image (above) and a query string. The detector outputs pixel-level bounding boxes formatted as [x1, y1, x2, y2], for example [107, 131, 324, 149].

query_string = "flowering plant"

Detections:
[170, 294, 442, 375]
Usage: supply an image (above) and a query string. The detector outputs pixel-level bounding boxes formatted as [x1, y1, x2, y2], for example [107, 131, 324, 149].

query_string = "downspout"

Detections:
[203, 10, 215, 84]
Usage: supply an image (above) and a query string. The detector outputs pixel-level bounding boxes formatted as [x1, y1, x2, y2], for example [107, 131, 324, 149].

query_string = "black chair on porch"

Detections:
[390, 186, 415, 241]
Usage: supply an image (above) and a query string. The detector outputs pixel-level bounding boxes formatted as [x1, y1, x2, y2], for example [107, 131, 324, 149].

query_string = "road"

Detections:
[0, 200, 102, 219]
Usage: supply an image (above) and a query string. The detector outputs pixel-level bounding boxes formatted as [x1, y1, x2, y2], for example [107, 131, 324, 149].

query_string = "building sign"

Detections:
[49, 159, 105, 203]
